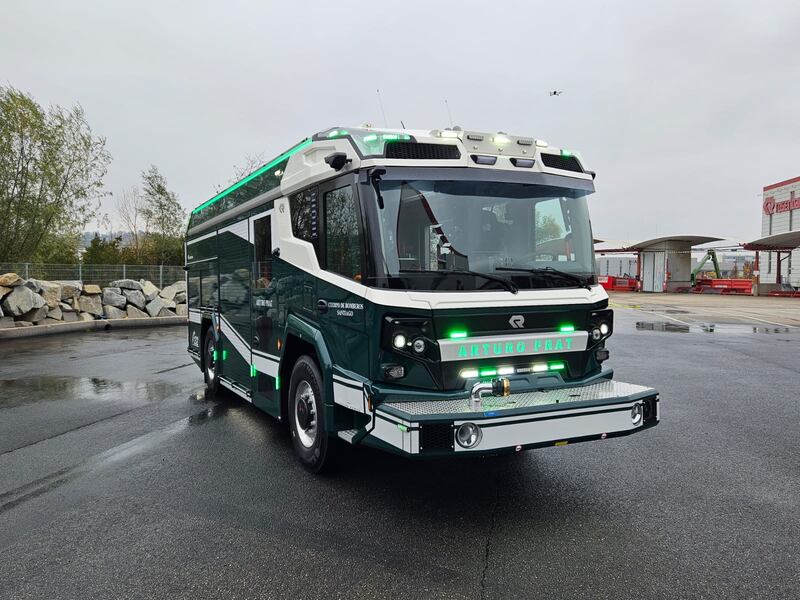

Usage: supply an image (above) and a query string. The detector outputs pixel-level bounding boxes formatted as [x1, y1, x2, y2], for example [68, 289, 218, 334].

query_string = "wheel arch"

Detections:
[279, 314, 333, 424]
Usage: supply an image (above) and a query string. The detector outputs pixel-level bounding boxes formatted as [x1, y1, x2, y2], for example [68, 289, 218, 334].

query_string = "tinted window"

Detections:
[289, 188, 318, 243]
[324, 185, 362, 280]
[253, 215, 272, 289]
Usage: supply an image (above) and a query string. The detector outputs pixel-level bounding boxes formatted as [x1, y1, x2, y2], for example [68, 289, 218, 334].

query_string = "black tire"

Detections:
[288, 355, 335, 473]
[203, 327, 220, 398]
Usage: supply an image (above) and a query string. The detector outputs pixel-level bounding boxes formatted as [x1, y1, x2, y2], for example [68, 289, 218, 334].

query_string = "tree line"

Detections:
[0, 86, 186, 265]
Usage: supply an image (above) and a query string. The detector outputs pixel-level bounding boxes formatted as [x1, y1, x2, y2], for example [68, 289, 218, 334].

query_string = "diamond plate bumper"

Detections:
[368, 379, 659, 455]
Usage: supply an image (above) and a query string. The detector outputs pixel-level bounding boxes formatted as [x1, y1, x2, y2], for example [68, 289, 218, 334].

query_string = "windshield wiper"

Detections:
[398, 269, 519, 294]
[495, 266, 592, 290]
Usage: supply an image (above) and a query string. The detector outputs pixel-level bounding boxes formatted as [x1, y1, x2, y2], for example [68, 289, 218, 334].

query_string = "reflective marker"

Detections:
[549, 362, 566, 371]
[449, 330, 468, 339]
[559, 324, 575, 332]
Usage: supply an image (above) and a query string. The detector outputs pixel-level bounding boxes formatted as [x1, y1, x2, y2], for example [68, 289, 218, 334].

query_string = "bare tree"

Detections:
[116, 186, 145, 256]
[215, 152, 266, 192]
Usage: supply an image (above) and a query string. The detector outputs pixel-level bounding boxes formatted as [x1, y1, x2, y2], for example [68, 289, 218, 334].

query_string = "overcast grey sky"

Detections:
[2, 0, 798, 242]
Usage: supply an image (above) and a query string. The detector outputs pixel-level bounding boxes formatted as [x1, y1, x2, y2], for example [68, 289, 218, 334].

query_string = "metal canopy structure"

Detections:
[743, 231, 800, 252]
[594, 235, 723, 253]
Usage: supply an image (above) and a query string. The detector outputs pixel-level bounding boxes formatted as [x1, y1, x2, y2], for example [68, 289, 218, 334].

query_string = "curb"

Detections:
[0, 316, 187, 340]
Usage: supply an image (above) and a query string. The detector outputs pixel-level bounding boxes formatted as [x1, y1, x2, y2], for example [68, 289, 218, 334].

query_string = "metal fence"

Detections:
[0, 263, 185, 288]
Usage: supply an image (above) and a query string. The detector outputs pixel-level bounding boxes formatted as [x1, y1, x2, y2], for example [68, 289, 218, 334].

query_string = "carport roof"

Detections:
[743, 231, 800, 251]
[594, 235, 723, 252]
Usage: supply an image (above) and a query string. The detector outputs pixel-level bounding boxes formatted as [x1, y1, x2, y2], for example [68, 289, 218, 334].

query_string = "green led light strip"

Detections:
[191, 138, 312, 215]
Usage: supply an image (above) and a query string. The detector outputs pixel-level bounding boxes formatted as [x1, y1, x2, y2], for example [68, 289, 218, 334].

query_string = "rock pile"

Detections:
[0, 273, 187, 330]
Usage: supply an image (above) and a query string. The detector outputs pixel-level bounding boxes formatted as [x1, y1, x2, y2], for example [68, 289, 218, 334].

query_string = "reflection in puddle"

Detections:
[636, 321, 690, 333]
[0, 376, 179, 409]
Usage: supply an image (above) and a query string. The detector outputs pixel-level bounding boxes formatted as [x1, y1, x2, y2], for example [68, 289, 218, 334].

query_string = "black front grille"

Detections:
[540, 153, 584, 172]
[385, 142, 461, 160]
[419, 423, 453, 452]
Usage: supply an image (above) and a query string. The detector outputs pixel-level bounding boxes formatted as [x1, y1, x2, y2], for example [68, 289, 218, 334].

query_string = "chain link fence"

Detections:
[0, 263, 185, 288]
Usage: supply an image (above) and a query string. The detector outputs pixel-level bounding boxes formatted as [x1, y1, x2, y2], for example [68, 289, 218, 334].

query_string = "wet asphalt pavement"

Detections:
[1, 309, 799, 599]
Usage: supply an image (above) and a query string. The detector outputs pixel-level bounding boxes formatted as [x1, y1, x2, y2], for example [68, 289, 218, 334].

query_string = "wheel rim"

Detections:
[206, 338, 216, 382]
[294, 380, 317, 448]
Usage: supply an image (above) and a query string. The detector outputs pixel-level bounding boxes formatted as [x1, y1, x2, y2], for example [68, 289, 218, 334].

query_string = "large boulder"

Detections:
[47, 307, 63, 320]
[145, 295, 167, 317]
[23, 279, 41, 293]
[174, 291, 186, 304]
[123, 289, 146, 309]
[126, 305, 149, 319]
[161, 298, 177, 310]
[55, 281, 82, 300]
[157, 308, 176, 317]
[0, 273, 23, 287]
[15, 320, 33, 327]
[59, 301, 74, 312]
[21, 306, 48, 323]
[110, 279, 143, 291]
[175, 304, 188, 317]
[78, 312, 94, 322]
[83, 284, 102, 295]
[2, 285, 46, 316]
[77, 294, 103, 316]
[102, 288, 127, 309]
[159, 281, 186, 301]
[0, 286, 12, 299]
[139, 280, 159, 302]
[104, 305, 127, 319]
[0, 316, 15, 329]
[33, 280, 62, 309]
[62, 311, 79, 323]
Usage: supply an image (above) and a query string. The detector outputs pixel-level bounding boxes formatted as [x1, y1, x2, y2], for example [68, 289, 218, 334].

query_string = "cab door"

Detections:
[250, 209, 280, 415]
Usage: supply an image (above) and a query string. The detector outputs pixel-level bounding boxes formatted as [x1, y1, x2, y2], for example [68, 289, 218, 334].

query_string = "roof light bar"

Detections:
[191, 138, 312, 215]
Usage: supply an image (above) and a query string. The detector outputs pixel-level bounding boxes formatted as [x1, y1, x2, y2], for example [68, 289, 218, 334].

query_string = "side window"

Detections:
[201, 263, 218, 307]
[324, 185, 363, 280]
[253, 215, 272, 289]
[188, 270, 201, 308]
[533, 198, 570, 261]
[289, 188, 318, 243]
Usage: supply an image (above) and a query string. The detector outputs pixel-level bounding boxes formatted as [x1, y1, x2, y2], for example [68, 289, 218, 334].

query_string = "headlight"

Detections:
[455, 422, 482, 448]
[599, 322, 610, 336]
[392, 333, 407, 349]
[412, 338, 426, 354]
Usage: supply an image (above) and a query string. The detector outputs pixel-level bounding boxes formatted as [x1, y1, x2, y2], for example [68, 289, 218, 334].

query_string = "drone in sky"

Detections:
[549, 90, 563, 96]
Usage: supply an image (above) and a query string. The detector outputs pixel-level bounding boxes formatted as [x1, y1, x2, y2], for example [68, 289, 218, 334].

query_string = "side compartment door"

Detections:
[217, 220, 252, 395]
[250, 209, 280, 415]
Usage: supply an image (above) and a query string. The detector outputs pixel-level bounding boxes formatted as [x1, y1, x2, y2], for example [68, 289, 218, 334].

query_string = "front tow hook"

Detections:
[470, 378, 511, 411]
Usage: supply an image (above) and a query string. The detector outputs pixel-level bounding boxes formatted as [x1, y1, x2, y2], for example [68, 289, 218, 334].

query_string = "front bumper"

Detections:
[358, 379, 659, 457]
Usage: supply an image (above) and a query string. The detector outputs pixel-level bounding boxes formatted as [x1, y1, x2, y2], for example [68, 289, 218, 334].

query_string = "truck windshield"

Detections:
[367, 179, 596, 291]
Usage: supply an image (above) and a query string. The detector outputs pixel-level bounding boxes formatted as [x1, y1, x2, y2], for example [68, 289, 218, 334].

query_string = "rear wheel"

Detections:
[288, 356, 334, 473]
[203, 328, 220, 397]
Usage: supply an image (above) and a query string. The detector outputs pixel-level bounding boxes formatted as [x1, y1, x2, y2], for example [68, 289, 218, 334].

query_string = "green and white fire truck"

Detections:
[185, 126, 659, 472]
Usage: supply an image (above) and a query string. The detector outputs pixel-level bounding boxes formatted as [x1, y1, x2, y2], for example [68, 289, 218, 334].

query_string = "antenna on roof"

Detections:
[376, 89, 388, 127]
[444, 99, 454, 128]
[400, 120, 406, 129]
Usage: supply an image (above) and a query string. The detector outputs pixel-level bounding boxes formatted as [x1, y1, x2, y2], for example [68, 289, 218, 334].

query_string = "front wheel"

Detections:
[288, 356, 335, 473]
[203, 327, 220, 397]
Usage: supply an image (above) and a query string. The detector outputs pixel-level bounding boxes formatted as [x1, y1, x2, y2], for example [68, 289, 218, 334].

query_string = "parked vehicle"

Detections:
[185, 126, 660, 471]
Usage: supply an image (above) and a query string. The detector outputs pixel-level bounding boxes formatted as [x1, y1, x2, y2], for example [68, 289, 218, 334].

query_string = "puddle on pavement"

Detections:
[0, 376, 179, 409]
[636, 321, 797, 335]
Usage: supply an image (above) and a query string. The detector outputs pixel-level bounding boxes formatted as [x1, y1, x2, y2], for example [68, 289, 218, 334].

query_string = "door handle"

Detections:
[316, 299, 328, 314]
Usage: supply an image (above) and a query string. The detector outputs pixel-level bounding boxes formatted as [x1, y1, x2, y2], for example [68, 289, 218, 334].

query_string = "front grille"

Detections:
[385, 142, 461, 160]
[540, 153, 584, 172]
[419, 423, 453, 452]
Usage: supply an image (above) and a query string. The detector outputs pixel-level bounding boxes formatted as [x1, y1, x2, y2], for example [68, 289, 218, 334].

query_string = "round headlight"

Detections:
[591, 328, 602, 341]
[456, 422, 483, 449]
[412, 338, 426, 354]
[599, 322, 610, 336]
[392, 333, 407, 349]
[631, 403, 643, 426]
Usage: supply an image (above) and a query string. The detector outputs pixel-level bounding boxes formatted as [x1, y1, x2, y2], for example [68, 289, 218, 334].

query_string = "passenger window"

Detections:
[253, 215, 272, 289]
[289, 188, 318, 243]
[324, 185, 362, 280]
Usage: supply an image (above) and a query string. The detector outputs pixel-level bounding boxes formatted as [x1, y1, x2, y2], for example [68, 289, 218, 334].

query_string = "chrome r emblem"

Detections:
[509, 315, 525, 328]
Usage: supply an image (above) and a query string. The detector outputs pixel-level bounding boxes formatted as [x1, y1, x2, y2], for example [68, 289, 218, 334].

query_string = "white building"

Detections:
[756, 176, 800, 287]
